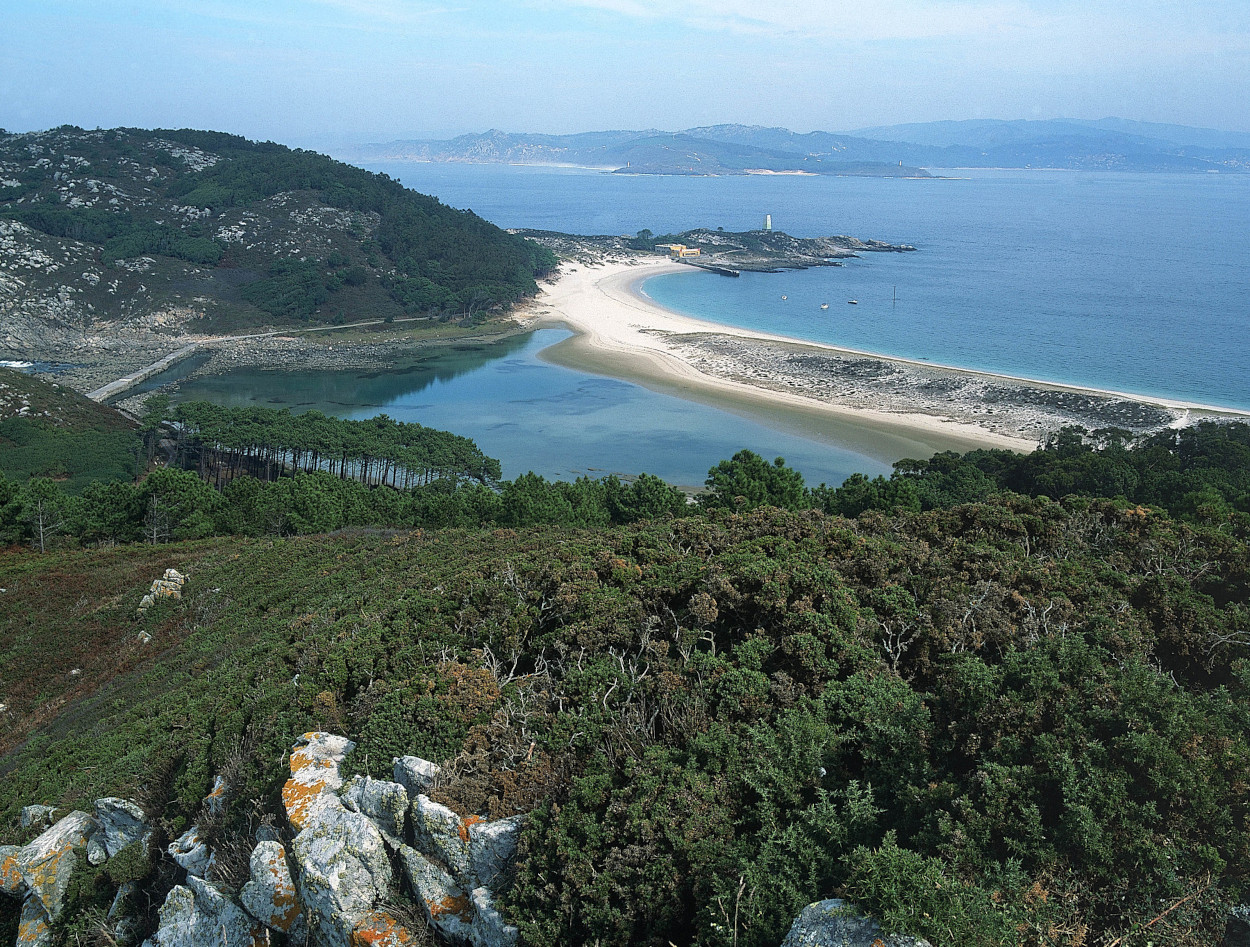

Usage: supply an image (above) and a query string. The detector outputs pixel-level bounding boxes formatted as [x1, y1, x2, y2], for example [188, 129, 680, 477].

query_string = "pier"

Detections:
[680, 260, 740, 277]
[87, 343, 200, 403]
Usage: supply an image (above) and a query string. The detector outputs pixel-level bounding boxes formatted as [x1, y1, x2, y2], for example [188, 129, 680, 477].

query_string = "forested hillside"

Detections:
[0, 126, 556, 347]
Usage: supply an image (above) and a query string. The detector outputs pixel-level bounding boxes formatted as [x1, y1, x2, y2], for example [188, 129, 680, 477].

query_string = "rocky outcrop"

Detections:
[341, 776, 408, 849]
[240, 841, 302, 933]
[781, 899, 932, 947]
[392, 756, 440, 797]
[138, 569, 186, 613]
[11, 811, 95, 922]
[17, 808, 55, 832]
[144, 876, 266, 947]
[1, 737, 522, 947]
[283, 731, 355, 830]
[2, 806, 150, 947]
[167, 828, 211, 879]
[401, 796, 520, 946]
[94, 798, 151, 858]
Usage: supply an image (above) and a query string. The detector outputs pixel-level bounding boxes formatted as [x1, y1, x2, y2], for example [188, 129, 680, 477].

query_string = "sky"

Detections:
[2, 0, 1249, 148]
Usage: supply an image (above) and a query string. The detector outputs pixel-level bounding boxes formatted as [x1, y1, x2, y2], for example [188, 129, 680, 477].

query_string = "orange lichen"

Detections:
[0, 853, 22, 894]
[17, 905, 50, 947]
[457, 815, 487, 844]
[351, 911, 415, 947]
[259, 852, 300, 931]
[427, 893, 473, 922]
[281, 777, 331, 830]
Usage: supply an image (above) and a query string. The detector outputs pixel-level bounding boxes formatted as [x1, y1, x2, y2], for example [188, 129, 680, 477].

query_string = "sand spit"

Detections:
[524, 255, 1247, 464]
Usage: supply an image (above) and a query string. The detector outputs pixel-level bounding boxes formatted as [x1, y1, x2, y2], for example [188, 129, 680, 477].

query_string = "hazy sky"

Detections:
[3, 0, 1248, 147]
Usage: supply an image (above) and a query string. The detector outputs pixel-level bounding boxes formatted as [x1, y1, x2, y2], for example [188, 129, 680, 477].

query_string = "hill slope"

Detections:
[1, 492, 1248, 946]
[0, 126, 556, 360]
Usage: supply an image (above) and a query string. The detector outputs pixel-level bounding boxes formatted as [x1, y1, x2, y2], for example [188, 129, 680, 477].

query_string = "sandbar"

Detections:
[520, 255, 1247, 465]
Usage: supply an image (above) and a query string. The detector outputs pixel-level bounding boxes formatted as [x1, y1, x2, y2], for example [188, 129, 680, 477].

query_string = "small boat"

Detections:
[848, 299, 858, 305]
[820, 303, 829, 310]
[781, 295, 787, 300]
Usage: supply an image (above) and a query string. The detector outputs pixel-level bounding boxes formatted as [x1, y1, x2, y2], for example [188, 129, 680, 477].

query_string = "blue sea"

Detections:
[375, 163, 1250, 411]
[172, 163, 1250, 484]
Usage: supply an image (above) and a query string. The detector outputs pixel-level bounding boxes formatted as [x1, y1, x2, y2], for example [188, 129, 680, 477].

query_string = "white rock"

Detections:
[0, 845, 22, 896]
[94, 797, 149, 857]
[409, 795, 471, 884]
[13, 810, 94, 919]
[145, 877, 266, 947]
[398, 845, 473, 944]
[780, 899, 933, 947]
[240, 841, 301, 933]
[203, 775, 229, 816]
[468, 816, 522, 889]
[87, 836, 109, 866]
[283, 732, 356, 831]
[168, 828, 211, 878]
[17, 895, 52, 947]
[341, 776, 408, 847]
[291, 802, 392, 947]
[392, 756, 441, 797]
[471, 886, 519, 947]
[18, 806, 56, 831]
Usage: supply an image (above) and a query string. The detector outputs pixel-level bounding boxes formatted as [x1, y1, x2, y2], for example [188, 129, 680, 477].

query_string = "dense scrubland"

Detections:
[3, 377, 1250, 946]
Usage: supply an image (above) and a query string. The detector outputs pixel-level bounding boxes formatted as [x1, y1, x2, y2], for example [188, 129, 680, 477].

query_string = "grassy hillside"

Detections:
[0, 126, 557, 340]
[0, 367, 139, 491]
[2, 495, 1247, 946]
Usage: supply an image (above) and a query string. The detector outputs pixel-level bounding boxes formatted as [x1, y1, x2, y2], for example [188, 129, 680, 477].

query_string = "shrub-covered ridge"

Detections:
[1, 490, 1247, 946]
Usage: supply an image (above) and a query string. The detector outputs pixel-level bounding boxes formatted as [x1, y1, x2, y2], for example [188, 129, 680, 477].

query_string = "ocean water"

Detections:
[371, 163, 1250, 411]
[171, 329, 888, 487]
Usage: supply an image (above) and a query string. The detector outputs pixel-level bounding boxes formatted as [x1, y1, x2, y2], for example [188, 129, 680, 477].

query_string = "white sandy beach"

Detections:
[521, 256, 1247, 463]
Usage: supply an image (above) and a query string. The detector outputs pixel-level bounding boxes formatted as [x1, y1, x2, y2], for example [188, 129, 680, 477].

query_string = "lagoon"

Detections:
[171, 329, 889, 487]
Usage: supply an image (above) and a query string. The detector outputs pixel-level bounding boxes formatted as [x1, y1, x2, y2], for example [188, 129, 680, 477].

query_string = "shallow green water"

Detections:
[170, 329, 888, 487]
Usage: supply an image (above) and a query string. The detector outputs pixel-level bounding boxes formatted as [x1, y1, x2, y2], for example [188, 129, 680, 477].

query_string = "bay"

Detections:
[373, 163, 1250, 410]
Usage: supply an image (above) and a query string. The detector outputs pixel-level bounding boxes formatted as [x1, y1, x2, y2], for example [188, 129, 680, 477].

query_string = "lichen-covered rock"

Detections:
[284, 732, 356, 831]
[467, 816, 521, 889]
[341, 776, 408, 848]
[204, 775, 228, 816]
[292, 802, 392, 947]
[15, 810, 94, 920]
[168, 827, 212, 878]
[470, 887, 518, 947]
[409, 795, 473, 884]
[1, 845, 23, 895]
[349, 910, 417, 947]
[86, 836, 108, 867]
[780, 899, 933, 947]
[19, 806, 56, 831]
[241, 841, 301, 933]
[145, 876, 267, 947]
[94, 798, 150, 857]
[17, 895, 52, 947]
[398, 846, 473, 944]
[392, 756, 440, 797]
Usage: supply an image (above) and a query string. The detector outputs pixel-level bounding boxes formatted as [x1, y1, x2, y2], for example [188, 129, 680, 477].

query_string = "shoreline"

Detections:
[522, 255, 1248, 464]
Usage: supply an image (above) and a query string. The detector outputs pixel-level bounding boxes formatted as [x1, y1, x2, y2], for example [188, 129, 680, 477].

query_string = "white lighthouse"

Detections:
[763, 214, 772, 231]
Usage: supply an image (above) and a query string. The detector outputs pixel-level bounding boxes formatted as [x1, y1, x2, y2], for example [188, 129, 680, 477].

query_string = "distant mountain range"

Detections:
[342, 119, 1250, 175]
